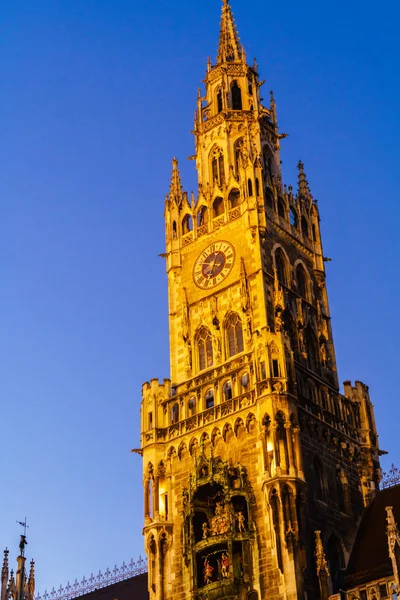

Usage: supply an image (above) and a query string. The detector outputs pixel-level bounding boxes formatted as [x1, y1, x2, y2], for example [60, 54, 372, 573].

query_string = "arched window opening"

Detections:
[211, 147, 225, 187]
[216, 89, 223, 113]
[275, 248, 288, 286]
[276, 413, 289, 474]
[306, 328, 319, 373]
[233, 137, 244, 174]
[205, 389, 214, 409]
[336, 471, 346, 513]
[282, 485, 296, 534]
[188, 396, 196, 415]
[231, 81, 242, 110]
[326, 536, 344, 593]
[301, 216, 309, 238]
[213, 196, 224, 218]
[248, 79, 253, 95]
[306, 381, 315, 402]
[228, 188, 240, 208]
[182, 214, 193, 234]
[296, 263, 308, 300]
[290, 207, 298, 228]
[223, 381, 233, 401]
[314, 456, 326, 502]
[265, 188, 274, 209]
[172, 221, 177, 238]
[321, 389, 329, 411]
[270, 489, 283, 572]
[171, 403, 179, 424]
[226, 313, 244, 357]
[247, 179, 253, 196]
[197, 327, 213, 371]
[312, 223, 317, 241]
[263, 146, 274, 180]
[255, 178, 260, 196]
[278, 198, 286, 218]
[241, 373, 250, 390]
[197, 205, 208, 227]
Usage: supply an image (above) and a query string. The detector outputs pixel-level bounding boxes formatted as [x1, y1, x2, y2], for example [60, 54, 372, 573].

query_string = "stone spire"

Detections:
[26, 560, 35, 600]
[386, 506, 400, 594]
[169, 157, 184, 209]
[315, 531, 330, 600]
[1, 549, 9, 600]
[297, 160, 311, 199]
[217, 0, 243, 64]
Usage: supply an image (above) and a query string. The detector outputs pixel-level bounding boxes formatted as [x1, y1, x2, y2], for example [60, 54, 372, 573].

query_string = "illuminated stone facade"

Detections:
[140, 1, 381, 599]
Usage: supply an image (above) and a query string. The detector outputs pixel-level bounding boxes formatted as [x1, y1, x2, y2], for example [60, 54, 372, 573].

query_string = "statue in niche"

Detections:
[203, 559, 214, 585]
[200, 465, 209, 478]
[236, 511, 246, 533]
[221, 553, 230, 578]
[211, 501, 230, 535]
[182, 488, 189, 507]
[298, 325, 306, 356]
[202, 521, 210, 539]
[185, 340, 192, 371]
[213, 329, 222, 361]
[275, 307, 284, 332]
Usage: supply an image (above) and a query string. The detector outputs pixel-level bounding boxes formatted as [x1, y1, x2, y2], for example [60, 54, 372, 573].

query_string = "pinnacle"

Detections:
[169, 157, 184, 208]
[217, 0, 243, 64]
[297, 160, 311, 199]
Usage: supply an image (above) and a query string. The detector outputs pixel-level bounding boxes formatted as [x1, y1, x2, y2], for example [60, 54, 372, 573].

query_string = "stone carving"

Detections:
[236, 511, 246, 532]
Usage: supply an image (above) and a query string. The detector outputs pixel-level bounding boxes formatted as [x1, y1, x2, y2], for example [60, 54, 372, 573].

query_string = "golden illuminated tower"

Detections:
[140, 2, 381, 599]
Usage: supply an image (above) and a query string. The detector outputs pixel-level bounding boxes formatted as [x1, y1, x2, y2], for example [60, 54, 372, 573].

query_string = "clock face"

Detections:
[193, 241, 235, 289]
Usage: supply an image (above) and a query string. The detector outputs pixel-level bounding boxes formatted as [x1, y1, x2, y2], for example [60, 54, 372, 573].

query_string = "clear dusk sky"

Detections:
[1, 0, 399, 593]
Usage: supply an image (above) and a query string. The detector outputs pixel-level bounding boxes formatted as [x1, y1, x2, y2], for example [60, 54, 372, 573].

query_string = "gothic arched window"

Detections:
[197, 327, 213, 371]
[182, 214, 192, 234]
[197, 205, 208, 227]
[223, 381, 233, 401]
[278, 198, 286, 218]
[314, 456, 326, 502]
[290, 207, 298, 228]
[306, 328, 319, 372]
[211, 147, 225, 187]
[296, 263, 308, 300]
[233, 138, 244, 174]
[228, 188, 240, 208]
[226, 313, 244, 357]
[275, 247, 288, 286]
[216, 89, 223, 113]
[301, 216, 309, 238]
[265, 188, 274, 209]
[213, 196, 224, 218]
[248, 178, 253, 196]
[231, 81, 242, 110]
[171, 403, 179, 424]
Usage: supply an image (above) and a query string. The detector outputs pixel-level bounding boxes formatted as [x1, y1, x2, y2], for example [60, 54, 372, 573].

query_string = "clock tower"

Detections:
[140, 2, 381, 599]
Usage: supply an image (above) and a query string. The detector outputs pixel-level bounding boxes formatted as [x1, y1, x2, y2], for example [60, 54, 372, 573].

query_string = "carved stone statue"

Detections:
[236, 511, 246, 533]
[202, 521, 210, 539]
[221, 553, 230, 578]
[203, 559, 214, 585]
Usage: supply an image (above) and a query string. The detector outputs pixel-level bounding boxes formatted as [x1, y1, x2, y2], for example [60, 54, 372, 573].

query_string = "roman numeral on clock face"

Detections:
[193, 240, 235, 290]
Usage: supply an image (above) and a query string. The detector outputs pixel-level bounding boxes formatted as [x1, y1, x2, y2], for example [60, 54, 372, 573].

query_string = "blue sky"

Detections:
[1, 0, 399, 593]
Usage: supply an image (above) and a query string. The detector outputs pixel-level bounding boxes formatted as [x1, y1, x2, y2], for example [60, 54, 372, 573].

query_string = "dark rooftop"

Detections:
[345, 484, 400, 587]
[73, 574, 149, 600]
